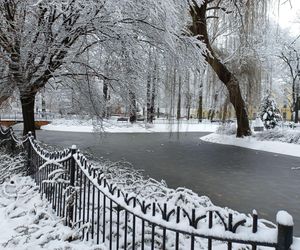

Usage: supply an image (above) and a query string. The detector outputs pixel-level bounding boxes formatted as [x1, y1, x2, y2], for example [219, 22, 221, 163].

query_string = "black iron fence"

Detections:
[0, 126, 295, 250]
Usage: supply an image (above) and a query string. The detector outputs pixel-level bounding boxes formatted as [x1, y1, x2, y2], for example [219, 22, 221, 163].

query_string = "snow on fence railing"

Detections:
[0, 125, 29, 152]
[0, 126, 295, 249]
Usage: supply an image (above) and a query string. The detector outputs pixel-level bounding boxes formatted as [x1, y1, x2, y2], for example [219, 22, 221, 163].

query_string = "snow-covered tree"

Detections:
[278, 39, 300, 123]
[0, 0, 206, 136]
[259, 95, 282, 129]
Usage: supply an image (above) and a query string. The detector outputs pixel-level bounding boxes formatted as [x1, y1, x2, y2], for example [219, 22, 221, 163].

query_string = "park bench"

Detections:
[117, 117, 128, 122]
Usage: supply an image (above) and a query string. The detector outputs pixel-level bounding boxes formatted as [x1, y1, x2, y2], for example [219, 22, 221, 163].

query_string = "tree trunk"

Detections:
[103, 80, 109, 118]
[129, 91, 137, 123]
[207, 109, 212, 120]
[190, 1, 251, 137]
[150, 68, 157, 122]
[222, 99, 229, 123]
[150, 88, 155, 122]
[20, 92, 36, 137]
[197, 94, 203, 122]
[146, 72, 152, 123]
[41, 91, 46, 115]
[195, 71, 203, 122]
[222, 95, 230, 122]
[186, 71, 191, 120]
[295, 97, 299, 123]
[177, 76, 182, 120]
[210, 110, 215, 122]
[224, 77, 251, 136]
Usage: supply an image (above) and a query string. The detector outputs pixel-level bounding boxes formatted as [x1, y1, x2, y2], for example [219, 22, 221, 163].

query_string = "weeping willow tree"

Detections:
[236, 1, 270, 116]
[189, 0, 271, 137]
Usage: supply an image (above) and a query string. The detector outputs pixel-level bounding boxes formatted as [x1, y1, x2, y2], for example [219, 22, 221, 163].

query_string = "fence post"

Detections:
[276, 211, 293, 250]
[9, 128, 16, 153]
[26, 132, 33, 175]
[68, 145, 77, 227]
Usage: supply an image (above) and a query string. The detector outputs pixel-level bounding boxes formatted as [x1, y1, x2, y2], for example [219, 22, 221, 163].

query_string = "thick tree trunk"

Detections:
[226, 78, 251, 136]
[20, 92, 36, 137]
[190, 1, 251, 137]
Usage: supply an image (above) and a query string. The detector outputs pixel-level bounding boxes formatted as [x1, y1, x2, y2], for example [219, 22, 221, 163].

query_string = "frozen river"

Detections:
[37, 130, 300, 234]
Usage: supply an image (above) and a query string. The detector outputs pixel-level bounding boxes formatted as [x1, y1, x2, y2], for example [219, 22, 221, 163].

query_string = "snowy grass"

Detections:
[40, 117, 218, 133]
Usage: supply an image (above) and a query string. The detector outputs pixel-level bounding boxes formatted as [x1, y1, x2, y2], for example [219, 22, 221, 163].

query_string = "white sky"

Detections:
[274, 0, 300, 35]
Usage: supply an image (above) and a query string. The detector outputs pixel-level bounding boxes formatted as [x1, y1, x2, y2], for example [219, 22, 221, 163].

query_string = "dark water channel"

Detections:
[37, 130, 300, 234]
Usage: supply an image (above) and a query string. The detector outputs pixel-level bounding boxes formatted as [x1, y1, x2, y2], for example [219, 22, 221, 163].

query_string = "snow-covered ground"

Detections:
[0, 175, 106, 250]
[201, 133, 300, 158]
[41, 118, 218, 133]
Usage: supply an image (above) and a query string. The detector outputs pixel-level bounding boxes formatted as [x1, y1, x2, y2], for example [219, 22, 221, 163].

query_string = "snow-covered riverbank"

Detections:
[41, 118, 218, 133]
[201, 133, 300, 158]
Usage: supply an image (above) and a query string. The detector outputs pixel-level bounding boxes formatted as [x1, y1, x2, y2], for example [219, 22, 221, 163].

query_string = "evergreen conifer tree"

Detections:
[259, 95, 282, 129]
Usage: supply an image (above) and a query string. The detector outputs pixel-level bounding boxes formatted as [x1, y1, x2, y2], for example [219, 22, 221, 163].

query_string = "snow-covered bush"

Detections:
[216, 123, 237, 135]
[254, 128, 300, 144]
[259, 95, 282, 129]
[90, 158, 214, 208]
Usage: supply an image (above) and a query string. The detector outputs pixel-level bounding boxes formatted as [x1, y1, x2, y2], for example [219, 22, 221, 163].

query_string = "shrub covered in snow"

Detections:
[259, 95, 282, 129]
[89, 158, 215, 209]
[254, 128, 300, 144]
[216, 123, 237, 135]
